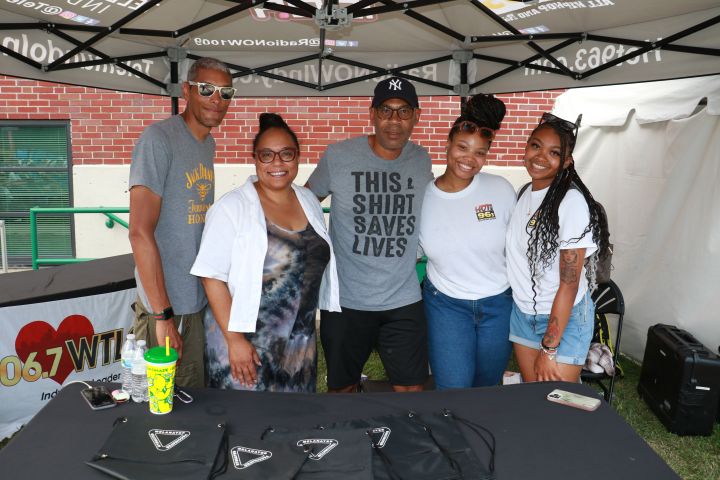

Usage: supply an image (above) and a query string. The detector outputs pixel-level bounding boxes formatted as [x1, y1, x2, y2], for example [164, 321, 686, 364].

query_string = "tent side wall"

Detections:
[556, 78, 720, 359]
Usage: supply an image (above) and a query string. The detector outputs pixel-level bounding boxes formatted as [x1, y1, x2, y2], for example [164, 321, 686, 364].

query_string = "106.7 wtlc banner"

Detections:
[0, 288, 135, 440]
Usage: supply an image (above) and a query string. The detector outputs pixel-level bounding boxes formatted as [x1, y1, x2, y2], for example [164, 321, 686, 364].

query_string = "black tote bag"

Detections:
[217, 431, 309, 479]
[262, 425, 374, 480]
[327, 409, 495, 480]
[86, 415, 228, 480]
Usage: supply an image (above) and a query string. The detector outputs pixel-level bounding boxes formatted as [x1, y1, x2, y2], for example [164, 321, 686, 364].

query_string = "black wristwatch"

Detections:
[152, 306, 174, 321]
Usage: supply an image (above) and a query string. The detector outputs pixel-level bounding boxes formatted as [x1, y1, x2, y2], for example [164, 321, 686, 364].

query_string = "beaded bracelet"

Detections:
[540, 344, 557, 354]
[540, 344, 558, 360]
[541, 338, 559, 351]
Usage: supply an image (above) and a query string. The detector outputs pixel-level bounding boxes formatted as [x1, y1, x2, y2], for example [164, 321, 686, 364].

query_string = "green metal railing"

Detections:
[28, 205, 427, 280]
[29, 207, 128, 269]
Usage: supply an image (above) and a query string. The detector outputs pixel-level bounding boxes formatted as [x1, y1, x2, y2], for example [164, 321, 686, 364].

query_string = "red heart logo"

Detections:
[15, 315, 95, 385]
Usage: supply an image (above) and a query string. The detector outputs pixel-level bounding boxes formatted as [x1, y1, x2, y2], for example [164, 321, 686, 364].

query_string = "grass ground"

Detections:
[2, 353, 718, 479]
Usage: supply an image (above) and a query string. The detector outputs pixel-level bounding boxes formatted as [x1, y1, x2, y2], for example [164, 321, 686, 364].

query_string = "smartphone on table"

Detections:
[81, 386, 117, 410]
[546, 389, 601, 411]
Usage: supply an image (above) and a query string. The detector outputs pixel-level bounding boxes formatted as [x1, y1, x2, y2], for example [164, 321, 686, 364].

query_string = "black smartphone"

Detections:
[80, 386, 117, 410]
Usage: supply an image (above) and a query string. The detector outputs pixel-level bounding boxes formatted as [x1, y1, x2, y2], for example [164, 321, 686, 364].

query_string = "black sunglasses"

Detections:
[187, 81, 236, 100]
[539, 112, 582, 138]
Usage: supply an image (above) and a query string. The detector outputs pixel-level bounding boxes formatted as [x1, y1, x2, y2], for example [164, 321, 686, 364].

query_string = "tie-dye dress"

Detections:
[205, 221, 330, 392]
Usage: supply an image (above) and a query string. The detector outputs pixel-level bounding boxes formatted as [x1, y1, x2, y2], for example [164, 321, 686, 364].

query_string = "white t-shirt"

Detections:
[506, 186, 597, 314]
[419, 173, 516, 300]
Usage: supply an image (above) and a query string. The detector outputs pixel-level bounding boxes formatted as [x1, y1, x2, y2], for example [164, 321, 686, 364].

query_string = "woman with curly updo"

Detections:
[506, 113, 610, 382]
[419, 94, 516, 389]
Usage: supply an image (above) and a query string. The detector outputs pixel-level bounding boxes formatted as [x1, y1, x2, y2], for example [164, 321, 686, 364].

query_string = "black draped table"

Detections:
[0, 381, 678, 479]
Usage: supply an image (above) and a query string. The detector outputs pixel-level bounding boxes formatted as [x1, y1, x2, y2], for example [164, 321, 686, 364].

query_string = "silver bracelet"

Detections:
[540, 344, 558, 360]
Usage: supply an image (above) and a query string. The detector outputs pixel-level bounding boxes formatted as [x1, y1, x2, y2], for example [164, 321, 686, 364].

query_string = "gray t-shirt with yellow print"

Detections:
[129, 114, 215, 315]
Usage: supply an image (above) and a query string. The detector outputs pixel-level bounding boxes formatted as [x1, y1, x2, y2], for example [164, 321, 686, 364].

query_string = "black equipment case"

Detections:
[638, 324, 720, 436]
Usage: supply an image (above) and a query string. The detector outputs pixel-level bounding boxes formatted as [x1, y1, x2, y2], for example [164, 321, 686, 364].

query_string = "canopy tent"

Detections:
[1, 0, 719, 102]
[1, 0, 719, 360]
[553, 75, 720, 360]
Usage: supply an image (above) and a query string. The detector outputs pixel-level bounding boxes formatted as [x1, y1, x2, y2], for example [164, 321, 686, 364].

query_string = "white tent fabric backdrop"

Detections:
[554, 76, 720, 360]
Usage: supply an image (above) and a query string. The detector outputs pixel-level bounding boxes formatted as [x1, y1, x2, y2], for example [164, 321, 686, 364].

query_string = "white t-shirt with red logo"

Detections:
[506, 186, 598, 315]
[419, 172, 516, 300]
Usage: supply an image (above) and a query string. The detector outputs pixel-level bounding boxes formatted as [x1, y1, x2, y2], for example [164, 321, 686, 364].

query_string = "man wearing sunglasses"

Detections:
[128, 57, 234, 388]
[307, 77, 433, 393]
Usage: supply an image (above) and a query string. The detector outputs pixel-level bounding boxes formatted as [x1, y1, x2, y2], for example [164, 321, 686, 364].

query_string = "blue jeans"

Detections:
[422, 278, 513, 390]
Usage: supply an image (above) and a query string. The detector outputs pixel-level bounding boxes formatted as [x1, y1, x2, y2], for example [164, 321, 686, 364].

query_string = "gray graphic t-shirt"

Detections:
[308, 136, 433, 310]
[129, 115, 215, 315]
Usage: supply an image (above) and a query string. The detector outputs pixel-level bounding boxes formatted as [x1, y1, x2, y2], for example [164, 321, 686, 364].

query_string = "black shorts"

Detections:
[320, 301, 428, 389]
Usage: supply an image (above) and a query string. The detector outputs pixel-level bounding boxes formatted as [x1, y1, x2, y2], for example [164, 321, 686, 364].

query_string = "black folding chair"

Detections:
[581, 280, 625, 405]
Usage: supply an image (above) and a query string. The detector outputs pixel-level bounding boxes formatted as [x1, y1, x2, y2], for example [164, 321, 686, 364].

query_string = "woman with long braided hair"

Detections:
[506, 113, 610, 382]
[419, 94, 516, 389]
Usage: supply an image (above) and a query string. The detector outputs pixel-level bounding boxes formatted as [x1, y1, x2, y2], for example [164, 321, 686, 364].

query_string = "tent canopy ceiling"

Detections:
[1, 0, 719, 96]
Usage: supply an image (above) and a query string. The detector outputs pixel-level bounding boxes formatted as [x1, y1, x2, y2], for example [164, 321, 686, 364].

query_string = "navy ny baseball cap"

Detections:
[371, 77, 419, 108]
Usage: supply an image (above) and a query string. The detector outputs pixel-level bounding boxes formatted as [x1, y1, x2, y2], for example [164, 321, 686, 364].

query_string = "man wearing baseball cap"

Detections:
[307, 77, 433, 393]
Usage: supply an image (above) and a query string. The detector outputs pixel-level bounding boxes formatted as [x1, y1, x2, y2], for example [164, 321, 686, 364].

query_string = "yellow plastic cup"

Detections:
[144, 346, 178, 415]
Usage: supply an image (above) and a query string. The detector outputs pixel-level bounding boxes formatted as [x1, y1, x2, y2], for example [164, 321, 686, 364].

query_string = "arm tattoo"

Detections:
[560, 249, 579, 284]
[544, 315, 560, 347]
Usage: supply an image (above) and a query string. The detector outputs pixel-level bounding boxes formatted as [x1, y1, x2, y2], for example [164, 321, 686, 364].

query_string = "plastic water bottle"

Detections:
[131, 340, 148, 403]
[120, 334, 136, 393]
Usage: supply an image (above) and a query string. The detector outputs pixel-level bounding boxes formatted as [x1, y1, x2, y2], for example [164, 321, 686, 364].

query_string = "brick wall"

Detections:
[0, 75, 563, 167]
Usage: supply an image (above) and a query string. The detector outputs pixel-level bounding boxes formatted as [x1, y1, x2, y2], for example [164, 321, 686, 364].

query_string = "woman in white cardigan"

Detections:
[191, 113, 340, 392]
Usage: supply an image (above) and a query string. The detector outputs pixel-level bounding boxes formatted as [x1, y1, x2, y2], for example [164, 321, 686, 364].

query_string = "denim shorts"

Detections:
[509, 291, 594, 366]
